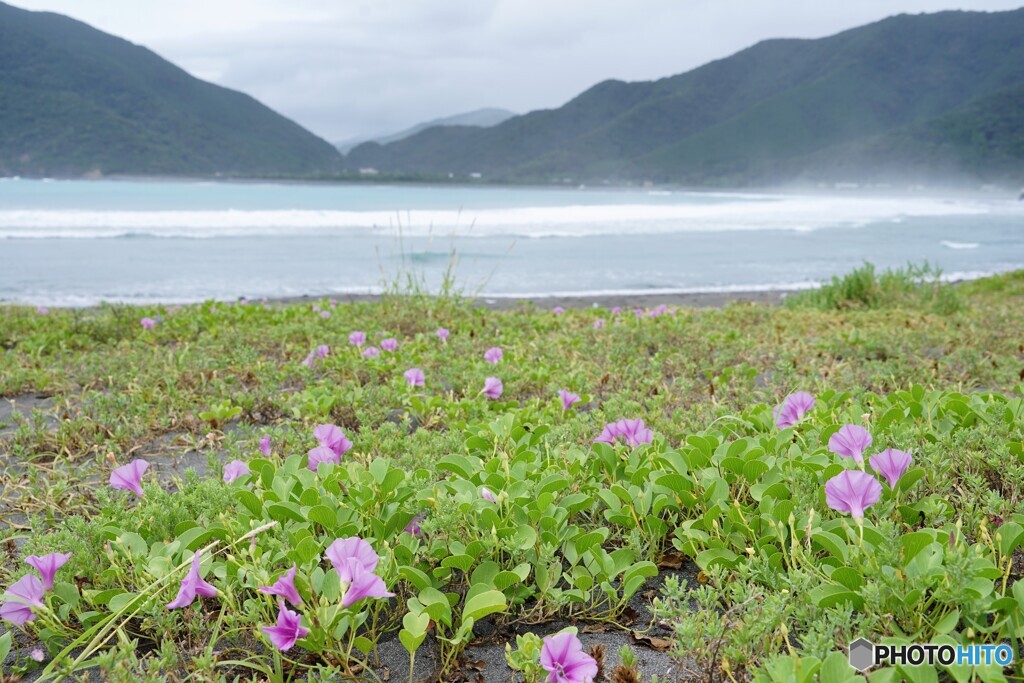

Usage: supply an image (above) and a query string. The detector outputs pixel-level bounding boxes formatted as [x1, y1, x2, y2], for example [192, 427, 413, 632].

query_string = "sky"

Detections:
[11, 1, 1024, 143]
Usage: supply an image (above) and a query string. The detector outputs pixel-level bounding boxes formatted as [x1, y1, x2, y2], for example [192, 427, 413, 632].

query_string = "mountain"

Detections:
[334, 108, 516, 153]
[0, 1, 340, 177]
[344, 9, 1024, 185]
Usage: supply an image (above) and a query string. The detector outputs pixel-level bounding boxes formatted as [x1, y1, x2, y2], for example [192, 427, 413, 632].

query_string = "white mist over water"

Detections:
[0, 179, 1021, 305]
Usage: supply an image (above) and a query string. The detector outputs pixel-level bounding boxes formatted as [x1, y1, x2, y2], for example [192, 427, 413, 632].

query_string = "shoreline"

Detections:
[268, 288, 791, 310]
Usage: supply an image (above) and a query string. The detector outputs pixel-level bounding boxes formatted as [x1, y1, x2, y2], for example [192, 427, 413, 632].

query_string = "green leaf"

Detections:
[462, 589, 507, 623]
[0, 631, 11, 664]
[267, 501, 305, 523]
[695, 548, 741, 570]
[810, 584, 864, 610]
[819, 650, 860, 683]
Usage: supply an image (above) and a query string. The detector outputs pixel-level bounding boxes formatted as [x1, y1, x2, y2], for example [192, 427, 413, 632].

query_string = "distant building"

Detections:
[359, 168, 379, 176]
[469, 172, 482, 179]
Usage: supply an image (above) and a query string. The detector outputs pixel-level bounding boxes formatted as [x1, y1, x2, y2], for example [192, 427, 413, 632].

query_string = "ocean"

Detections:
[0, 178, 1022, 306]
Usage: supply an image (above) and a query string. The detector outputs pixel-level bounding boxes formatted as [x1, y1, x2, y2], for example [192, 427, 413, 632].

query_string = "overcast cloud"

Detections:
[11, 0, 1024, 142]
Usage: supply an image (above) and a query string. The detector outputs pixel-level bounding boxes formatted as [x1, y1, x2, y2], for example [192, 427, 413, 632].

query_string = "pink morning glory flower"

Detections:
[611, 306, 622, 315]
[773, 391, 815, 429]
[320, 310, 331, 319]
[0, 574, 45, 626]
[484, 347, 503, 364]
[37, 307, 48, 315]
[259, 564, 302, 607]
[110, 459, 149, 497]
[381, 338, 398, 352]
[301, 344, 329, 367]
[483, 377, 503, 399]
[261, 600, 309, 651]
[870, 448, 913, 488]
[825, 470, 883, 519]
[828, 425, 873, 464]
[325, 537, 379, 579]
[30, 648, 44, 662]
[541, 631, 598, 683]
[307, 446, 340, 472]
[437, 328, 449, 343]
[223, 460, 249, 483]
[258, 435, 272, 456]
[166, 553, 218, 610]
[348, 331, 366, 347]
[362, 345, 380, 358]
[481, 487, 497, 503]
[553, 306, 565, 314]
[593, 318, 605, 329]
[594, 419, 653, 447]
[559, 390, 581, 411]
[405, 368, 425, 387]
[140, 317, 156, 329]
[404, 515, 423, 537]
[340, 557, 394, 607]
[314, 424, 352, 457]
[25, 552, 71, 590]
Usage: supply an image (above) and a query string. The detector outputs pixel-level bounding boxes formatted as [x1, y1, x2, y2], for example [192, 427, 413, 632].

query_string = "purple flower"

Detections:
[593, 318, 605, 330]
[541, 631, 598, 683]
[0, 574, 45, 625]
[25, 552, 71, 590]
[437, 328, 449, 343]
[553, 306, 565, 315]
[828, 425, 873, 464]
[31, 648, 44, 662]
[341, 558, 394, 607]
[480, 487, 497, 503]
[110, 459, 149, 497]
[825, 470, 883, 519]
[362, 345, 380, 358]
[611, 307, 622, 315]
[349, 331, 366, 347]
[261, 600, 309, 651]
[259, 564, 302, 607]
[404, 515, 423, 537]
[325, 537, 379, 579]
[559, 390, 581, 411]
[140, 317, 156, 329]
[405, 368, 425, 387]
[301, 344, 329, 367]
[773, 391, 815, 429]
[314, 424, 352, 457]
[484, 347, 503, 364]
[307, 446, 340, 472]
[594, 419, 652, 447]
[320, 310, 331, 319]
[483, 377, 503, 400]
[223, 460, 249, 483]
[870, 448, 913, 488]
[258, 435, 272, 457]
[37, 307, 48, 315]
[166, 552, 218, 610]
[381, 338, 398, 352]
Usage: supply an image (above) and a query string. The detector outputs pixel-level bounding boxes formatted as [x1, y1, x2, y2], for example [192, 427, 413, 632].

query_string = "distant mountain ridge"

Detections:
[334, 108, 516, 153]
[344, 9, 1024, 185]
[0, 1, 340, 177]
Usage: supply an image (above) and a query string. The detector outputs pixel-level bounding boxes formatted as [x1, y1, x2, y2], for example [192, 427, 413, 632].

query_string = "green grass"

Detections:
[1, 268, 1023, 681]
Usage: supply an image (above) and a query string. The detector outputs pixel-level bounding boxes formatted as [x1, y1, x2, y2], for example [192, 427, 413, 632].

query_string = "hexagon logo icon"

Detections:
[848, 638, 874, 671]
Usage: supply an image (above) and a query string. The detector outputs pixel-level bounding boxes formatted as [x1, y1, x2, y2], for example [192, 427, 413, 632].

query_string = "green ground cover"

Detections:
[1, 267, 1024, 682]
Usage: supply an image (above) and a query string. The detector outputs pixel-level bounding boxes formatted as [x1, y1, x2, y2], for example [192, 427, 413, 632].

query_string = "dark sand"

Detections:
[271, 289, 789, 311]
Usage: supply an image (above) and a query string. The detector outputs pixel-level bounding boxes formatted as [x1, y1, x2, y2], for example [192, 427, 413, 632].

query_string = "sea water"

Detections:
[0, 178, 1021, 305]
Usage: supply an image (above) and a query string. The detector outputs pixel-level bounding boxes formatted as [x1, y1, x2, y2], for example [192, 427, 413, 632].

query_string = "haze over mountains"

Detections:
[334, 108, 516, 154]
[1, 2, 1022, 186]
[346, 8, 1024, 186]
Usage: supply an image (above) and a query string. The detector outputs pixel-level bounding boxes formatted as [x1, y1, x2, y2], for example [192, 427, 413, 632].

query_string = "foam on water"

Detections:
[0, 194, 995, 239]
[941, 240, 980, 249]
